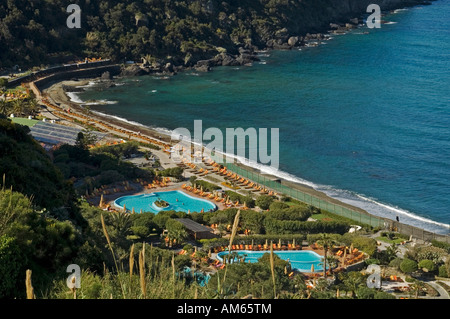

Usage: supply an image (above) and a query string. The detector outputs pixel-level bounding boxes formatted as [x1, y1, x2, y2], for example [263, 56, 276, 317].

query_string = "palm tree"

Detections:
[110, 211, 133, 239]
[12, 99, 24, 116]
[410, 280, 425, 299]
[316, 233, 336, 278]
[0, 99, 9, 116]
[26, 98, 39, 116]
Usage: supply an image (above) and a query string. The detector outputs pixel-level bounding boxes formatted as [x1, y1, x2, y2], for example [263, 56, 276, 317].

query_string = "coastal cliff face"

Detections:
[0, 0, 434, 70]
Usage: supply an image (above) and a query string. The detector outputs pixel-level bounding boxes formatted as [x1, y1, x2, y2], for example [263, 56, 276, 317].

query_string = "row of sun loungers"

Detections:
[212, 243, 303, 253]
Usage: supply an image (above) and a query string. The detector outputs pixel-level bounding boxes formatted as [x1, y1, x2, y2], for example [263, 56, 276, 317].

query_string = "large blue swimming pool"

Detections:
[217, 250, 324, 272]
[114, 190, 217, 214]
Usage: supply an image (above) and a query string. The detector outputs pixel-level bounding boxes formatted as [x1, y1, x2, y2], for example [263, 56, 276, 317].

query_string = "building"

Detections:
[175, 218, 218, 240]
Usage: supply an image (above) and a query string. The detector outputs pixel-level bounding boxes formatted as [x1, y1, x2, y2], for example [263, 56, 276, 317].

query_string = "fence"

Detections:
[215, 157, 450, 243]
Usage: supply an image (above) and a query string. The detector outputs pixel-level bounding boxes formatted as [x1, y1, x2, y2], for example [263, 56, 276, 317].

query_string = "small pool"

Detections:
[114, 190, 217, 214]
[217, 250, 324, 273]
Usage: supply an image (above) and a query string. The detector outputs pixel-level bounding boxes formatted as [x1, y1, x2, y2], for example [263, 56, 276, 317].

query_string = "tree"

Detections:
[165, 219, 187, 245]
[418, 259, 436, 273]
[0, 100, 9, 116]
[400, 258, 418, 274]
[75, 129, 98, 149]
[409, 280, 425, 299]
[338, 271, 366, 298]
[316, 233, 337, 277]
[0, 78, 8, 88]
[189, 175, 197, 186]
[0, 235, 26, 298]
[255, 195, 274, 210]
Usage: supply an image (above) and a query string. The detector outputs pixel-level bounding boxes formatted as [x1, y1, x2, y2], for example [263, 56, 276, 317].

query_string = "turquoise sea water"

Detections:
[217, 250, 324, 272]
[114, 190, 217, 214]
[78, 2, 450, 234]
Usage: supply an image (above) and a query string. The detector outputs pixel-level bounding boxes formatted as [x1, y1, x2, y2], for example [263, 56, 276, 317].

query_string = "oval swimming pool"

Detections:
[114, 190, 217, 214]
[217, 250, 324, 273]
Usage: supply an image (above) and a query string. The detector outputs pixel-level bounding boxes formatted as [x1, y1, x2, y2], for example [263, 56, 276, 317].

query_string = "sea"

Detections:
[74, 1, 450, 235]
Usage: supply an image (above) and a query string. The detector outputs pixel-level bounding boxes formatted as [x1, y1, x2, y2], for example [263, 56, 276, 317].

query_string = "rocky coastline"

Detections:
[115, 0, 433, 78]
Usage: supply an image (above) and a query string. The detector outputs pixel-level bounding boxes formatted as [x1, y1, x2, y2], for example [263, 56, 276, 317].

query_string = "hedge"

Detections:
[263, 218, 350, 235]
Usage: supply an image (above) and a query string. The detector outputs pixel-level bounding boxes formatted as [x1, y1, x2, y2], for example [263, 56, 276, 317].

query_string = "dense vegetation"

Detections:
[0, 0, 426, 70]
[1, 117, 449, 300]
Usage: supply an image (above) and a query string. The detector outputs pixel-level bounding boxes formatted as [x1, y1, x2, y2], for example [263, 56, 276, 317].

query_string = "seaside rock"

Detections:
[288, 36, 299, 47]
[274, 28, 289, 41]
[272, 42, 292, 50]
[164, 62, 174, 73]
[101, 71, 112, 80]
[349, 18, 360, 25]
[329, 23, 340, 29]
[236, 53, 260, 65]
[221, 54, 240, 67]
[195, 59, 216, 72]
[194, 64, 211, 72]
[120, 65, 149, 77]
[238, 47, 252, 55]
[62, 85, 84, 93]
[345, 23, 355, 29]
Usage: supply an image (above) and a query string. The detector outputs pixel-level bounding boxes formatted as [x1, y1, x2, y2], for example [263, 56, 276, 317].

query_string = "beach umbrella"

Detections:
[132, 207, 135, 214]
[265, 239, 268, 248]
[99, 194, 104, 208]
[311, 264, 315, 273]
[293, 238, 296, 247]
[123, 204, 126, 212]
[140, 209, 143, 214]
[349, 244, 354, 255]
[201, 208, 204, 213]
[278, 239, 282, 249]
[188, 209, 191, 214]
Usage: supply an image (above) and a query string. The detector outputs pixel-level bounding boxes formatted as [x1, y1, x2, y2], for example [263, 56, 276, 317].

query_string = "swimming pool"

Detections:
[114, 190, 217, 214]
[217, 250, 324, 273]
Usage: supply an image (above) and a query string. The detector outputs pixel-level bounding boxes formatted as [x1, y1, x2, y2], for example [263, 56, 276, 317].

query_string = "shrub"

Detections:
[365, 258, 380, 265]
[418, 259, 436, 272]
[269, 201, 290, 210]
[416, 246, 447, 264]
[400, 258, 418, 274]
[389, 257, 403, 270]
[266, 206, 311, 222]
[0, 235, 25, 298]
[438, 265, 448, 278]
[194, 179, 221, 192]
[255, 195, 274, 210]
[225, 190, 255, 208]
[431, 240, 450, 254]
[349, 236, 378, 256]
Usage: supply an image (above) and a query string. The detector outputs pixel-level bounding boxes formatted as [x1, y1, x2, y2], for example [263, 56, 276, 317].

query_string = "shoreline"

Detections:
[39, 77, 450, 239]
[27, 2, 447, 239]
